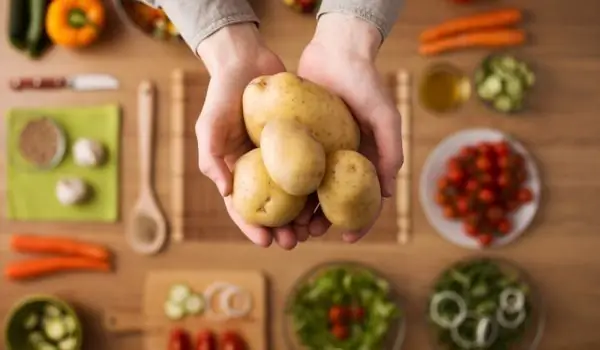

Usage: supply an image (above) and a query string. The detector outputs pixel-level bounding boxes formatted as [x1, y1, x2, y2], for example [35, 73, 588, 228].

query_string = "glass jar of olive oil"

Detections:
[419, 63, 471, 115]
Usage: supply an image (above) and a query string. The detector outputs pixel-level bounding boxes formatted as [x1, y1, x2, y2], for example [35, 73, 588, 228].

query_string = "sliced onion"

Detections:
[220, 285, 253, 318]
[203, 282, 238, 320]
[450, 318, 476, 349]
[499, 288, 525, 313]
[475, 317, 498, 348]
[497, 307, 527, 329]
[430, 291, 467, 329]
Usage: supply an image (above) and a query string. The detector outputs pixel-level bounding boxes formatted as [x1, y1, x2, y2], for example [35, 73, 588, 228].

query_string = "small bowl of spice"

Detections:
[18, 117, 66, 170]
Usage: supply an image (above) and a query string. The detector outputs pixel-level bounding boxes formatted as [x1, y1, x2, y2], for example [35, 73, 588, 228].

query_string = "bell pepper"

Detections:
[45, 0, 105, 48]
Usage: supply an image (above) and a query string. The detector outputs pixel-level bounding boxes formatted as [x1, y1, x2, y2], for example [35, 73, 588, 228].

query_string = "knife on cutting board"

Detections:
[9, 74, 120, 91]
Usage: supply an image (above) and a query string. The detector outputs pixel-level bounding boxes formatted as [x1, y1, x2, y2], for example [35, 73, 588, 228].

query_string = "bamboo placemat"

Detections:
[396, 70, 413, 244]
[170, 70, 185, 243]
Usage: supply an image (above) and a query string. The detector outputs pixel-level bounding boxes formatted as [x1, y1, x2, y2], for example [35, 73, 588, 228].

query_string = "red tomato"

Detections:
[507, 200, 521, 212]
[168, 328, 192, 350]
[221, 331, 246, 350]
[350, 306, 365, 321]
[447, 168, 464, 183]
[466, 179, 479, 193]
[438, 177, 450, 190]
[460, 146, 476, 159]
[477, 233, 494, 247]
[448, 156, 462, 170]
[328, 306, 347, 324]
[195, 330, 216, 350]
[475, 156, 492, 172]
[479, 173, 494, 186]
[456, 196, 470, 215]
[443, 205, 458, 219]
[486, 206, 505, 223]
[493, 141, 511, 157]
[516, 169, 528, 184]
[477, 142, 494, 155]
[464, 222, 479, 237]
[497, 218, 512, 235]
[331, 324, 349, 340]
[496, 172, 511, 188]
[517, 188, 533, 203]
[478, 189, 495, 204]
[435, 192, 448, 205]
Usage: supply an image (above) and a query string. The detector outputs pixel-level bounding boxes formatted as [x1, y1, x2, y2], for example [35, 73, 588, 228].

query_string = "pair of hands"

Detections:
[195, 14, 403, 249]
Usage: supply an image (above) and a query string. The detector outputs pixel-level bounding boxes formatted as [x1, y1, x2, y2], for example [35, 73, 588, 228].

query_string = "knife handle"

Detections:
[10, 77, 67, 91]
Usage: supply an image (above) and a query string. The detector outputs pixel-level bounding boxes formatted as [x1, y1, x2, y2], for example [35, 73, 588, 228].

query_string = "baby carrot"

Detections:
[420, 8, 523, 43]
[419, 29, 526, 56]
[4, 257, 111, 280]
[10, 234, 110, 261]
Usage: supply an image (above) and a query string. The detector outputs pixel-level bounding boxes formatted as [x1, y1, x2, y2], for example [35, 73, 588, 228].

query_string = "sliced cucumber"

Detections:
[63, 316, 77, 334]
[493, 95, 514, 113]
[164, 300, 185, 320]
[501, 56, 518, 71]
[168, 284, 191, 304]
[44, 318, 66, 341]
[35, 342, 58, 350]
[28, 331, 45, 344]
[478, 76, 503, 100]
[505, 79, 524, 98]
[184, 294, 205, 315]
[44, 305, 62, 318]
[58, 337, 78, 350]
[24, 313, 39, 330]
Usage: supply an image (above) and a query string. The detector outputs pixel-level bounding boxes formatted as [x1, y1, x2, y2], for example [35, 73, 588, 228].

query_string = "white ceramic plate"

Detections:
[419, 128, 541, 249]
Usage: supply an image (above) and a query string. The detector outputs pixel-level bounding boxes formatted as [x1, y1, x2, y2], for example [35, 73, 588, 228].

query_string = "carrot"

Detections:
[419, 29, 526, 56]
[420, 9, 523, 43]
[10, 234, 110, 261]
[4, 257, 111, 280]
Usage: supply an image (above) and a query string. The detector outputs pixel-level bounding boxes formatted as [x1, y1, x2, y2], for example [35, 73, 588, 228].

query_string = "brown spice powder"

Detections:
[134, 214, 158, 244]
[18, 118, 61, 167]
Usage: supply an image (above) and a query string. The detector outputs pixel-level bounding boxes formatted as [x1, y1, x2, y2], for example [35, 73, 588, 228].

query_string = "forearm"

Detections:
[139, 0, 259, 54]
[317, 0, 403, 42]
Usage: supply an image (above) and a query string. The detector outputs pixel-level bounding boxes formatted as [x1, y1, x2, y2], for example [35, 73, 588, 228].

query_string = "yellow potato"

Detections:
[261, 119, 326, 196]
[317, 150, 382, 231]
[232, 149, 307, 227]
[242, 72, 360, 153]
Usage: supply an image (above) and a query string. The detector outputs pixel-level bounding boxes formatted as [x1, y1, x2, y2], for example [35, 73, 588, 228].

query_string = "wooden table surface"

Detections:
[2, 0, 600, 349]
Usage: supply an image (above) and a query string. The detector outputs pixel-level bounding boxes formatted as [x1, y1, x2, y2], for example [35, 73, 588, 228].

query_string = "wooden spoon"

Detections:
[126, 81, 168, 255]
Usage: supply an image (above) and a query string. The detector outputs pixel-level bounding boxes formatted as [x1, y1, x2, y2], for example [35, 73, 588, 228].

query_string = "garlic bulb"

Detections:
[56, 178, 90, 206]
[73, 138, 106, 167]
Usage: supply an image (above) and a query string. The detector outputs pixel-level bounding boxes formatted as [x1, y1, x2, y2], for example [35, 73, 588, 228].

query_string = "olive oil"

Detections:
[419, 63, 471, 114]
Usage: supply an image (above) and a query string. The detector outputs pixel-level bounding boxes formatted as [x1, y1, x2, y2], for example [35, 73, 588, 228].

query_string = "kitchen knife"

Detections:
[9, 74, 120, 91]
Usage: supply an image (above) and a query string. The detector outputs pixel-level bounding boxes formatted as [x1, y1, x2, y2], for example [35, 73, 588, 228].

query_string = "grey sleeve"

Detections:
[139, 0, 259, 52]
[317, 0, 403, 40]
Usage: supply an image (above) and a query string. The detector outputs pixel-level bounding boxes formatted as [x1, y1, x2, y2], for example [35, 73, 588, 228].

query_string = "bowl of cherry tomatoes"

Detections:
[420, 128, 541, 249]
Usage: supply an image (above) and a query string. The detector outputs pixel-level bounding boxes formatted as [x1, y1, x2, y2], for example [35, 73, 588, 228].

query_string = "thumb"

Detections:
[372, 110, 404, 198]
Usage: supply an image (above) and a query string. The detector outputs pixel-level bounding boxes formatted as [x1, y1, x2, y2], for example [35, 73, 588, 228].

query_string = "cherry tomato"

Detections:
[168, 328, 192, 350]
[456, 196, 470, 215]
[516, 169, 528, 184]
[221, 331, 246, 350]
[507, 200, 521, 212]
[438, 177, 450, 190]
[486, 206, 505, 223]
[497, 172, 511, 188]
[328, 305, 347, 324]
[195, 330, 216, 350]
[477, 233, 494, 247]
[460, 146, 476, 159]
[477, 142, 494, 156]
[478, 189, 495, 204]
[464, 222, 479, 237]
[443, 205, 458, 219]
[518, 188, 533, 203]
[493, 141, 511, 157]
[479, 173, 493, 186]
[448, 156, 462, 170]
[465, 179, 479, 193]
[497, 218, 512, 235]
[476, 156, 492, 172]
[331, 324, 349, 340]
[448, 168, 464, 183]
[435, 192, 448, 205]
[350, 306, 365, 321]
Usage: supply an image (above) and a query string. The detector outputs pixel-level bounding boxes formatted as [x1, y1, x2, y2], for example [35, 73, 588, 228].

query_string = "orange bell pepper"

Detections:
[46, 0, 106, 48]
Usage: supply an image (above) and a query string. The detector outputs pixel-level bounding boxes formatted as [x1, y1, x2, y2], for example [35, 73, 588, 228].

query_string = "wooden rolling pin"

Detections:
[396, 70, 412, 244]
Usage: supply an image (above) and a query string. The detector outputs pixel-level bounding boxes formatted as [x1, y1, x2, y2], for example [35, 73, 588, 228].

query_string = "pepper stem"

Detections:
[68, 9, 88, 28]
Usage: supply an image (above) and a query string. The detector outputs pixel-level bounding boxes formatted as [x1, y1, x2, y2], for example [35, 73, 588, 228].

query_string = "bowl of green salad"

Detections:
[475, 53, 536, 114]
[427, 257, 545, 350]
[284, 261, 405, 350]
[4, 295, 82, 350]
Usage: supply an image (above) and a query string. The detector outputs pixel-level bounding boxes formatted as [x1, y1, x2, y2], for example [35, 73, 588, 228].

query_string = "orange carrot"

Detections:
[420, 9, 523, 43]
[10, 234, 110, 261]
[419, 29, 526, 56]
[4, 257, 111, 280]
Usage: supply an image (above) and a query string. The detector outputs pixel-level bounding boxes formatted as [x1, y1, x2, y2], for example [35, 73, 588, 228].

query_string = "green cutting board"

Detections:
[5, 104, 121, 222]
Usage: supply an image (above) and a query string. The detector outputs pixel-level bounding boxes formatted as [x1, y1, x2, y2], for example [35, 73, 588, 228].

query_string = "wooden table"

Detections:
[2, 0, 600, 349]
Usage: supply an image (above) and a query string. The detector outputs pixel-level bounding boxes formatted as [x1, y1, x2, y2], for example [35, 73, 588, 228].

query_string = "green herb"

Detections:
[286, 265, 401, 350]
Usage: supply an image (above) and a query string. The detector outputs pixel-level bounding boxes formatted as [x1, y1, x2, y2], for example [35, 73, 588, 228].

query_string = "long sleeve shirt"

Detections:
[140, 0, 403, 53]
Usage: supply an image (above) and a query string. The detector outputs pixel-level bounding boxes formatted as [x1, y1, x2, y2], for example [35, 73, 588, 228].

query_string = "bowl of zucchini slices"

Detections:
[427, 257, 545, 350]
[475, 54, 536, 114]
[4, 295, 82, 350]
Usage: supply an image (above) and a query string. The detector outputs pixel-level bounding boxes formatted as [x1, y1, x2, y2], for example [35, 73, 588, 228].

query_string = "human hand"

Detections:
[195, 23, 299, 249]
[297, 14, 404, 243]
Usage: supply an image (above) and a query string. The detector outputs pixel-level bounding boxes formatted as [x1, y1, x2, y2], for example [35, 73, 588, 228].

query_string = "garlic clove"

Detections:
[56, 178, 91, 206]
[73, 138, 106, 168]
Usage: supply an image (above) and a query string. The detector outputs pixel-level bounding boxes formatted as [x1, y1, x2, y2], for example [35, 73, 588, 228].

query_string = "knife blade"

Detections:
[9, 74, 120, 91]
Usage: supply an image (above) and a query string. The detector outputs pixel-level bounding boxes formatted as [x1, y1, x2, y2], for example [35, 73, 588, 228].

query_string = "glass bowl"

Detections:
[283, 261, 406, 350]
[426, 256, 545, 350]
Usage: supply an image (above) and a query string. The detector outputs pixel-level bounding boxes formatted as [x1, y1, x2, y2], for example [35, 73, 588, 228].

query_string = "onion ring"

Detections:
[497, 307, 527, 329]
[220, 285, 253, 318]
[203, 281, 253, 320]
[475, 316, 498, 348]
[499, 288, 525, 313]
[430, 291, 468, 329]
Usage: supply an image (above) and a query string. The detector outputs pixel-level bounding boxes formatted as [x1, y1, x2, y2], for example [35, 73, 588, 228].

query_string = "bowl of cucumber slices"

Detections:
[475, 53, 536, 114]
[4, 295, 82, 350]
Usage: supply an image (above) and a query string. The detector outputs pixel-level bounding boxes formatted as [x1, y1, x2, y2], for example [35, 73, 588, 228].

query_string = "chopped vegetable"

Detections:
[168, 284, 192, 304]
[24, 313, 39, 330]
[429, 258, 533, 349]
[4, 257, 111, 280]
[10, 234, 111, 261]
[58, 337, 77, 350]
[45, 305, 62, 318]
[475, 54, 536, 113]
[29, 331, 45, 344]
[203, 282, 253, 319]
[419, 29, 526, 56]
[168, 328, 192, 350]
[35, 342, 58, 350]
[184, 293, 205, 315]
[286, 265, 401, 349]
[63, 316, 77, 334]
[164, 300, 185, 320]
[44, 318, 66, 340]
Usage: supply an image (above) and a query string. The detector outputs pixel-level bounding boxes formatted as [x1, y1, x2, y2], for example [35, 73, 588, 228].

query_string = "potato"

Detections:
[232, 149, 307, 227]
[260, 119, 326, 196]
[317, 150, 382, 231]
[242, 72, 360, 153]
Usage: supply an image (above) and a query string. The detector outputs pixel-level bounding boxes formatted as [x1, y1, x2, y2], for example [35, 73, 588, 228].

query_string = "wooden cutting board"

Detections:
[104, 269, 267, 349]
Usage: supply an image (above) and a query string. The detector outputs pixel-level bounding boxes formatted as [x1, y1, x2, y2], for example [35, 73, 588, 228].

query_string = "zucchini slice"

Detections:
[184, 294, 205, 315]
[24, 313, 39, 330]
[168, 284, 192, 304]
[493, 95, 514, 113]
[164, 300, 185, 320]
[44, 318, 66, 341]
[58, 337, 78, 350]
[478, 77, 503, 101]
